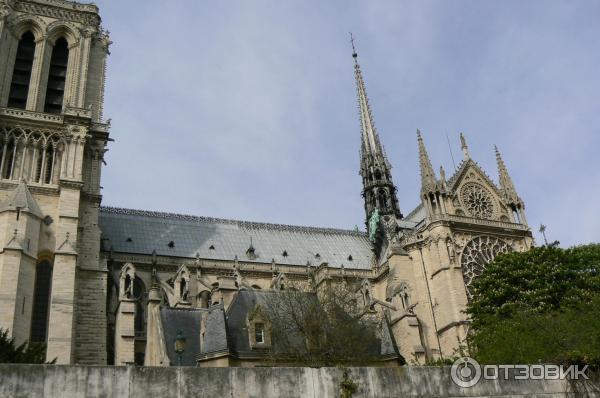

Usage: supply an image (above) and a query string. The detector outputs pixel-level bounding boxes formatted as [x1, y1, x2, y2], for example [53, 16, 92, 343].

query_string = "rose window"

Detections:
[460, 236, 511, 299]
[461, 183, 494, 219]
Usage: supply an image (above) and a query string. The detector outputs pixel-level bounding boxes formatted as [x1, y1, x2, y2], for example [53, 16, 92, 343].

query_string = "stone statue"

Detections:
[124, 274, 133, 299]
[234, 268, 243, 290]
[446, 238, 456, 262]
[368, 208, 380, 242]
[180, 278, 189, 301]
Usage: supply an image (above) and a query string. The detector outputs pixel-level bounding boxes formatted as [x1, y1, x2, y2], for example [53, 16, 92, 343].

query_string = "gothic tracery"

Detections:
[460, 182, 495, 219]
[460, 236, 512, 299]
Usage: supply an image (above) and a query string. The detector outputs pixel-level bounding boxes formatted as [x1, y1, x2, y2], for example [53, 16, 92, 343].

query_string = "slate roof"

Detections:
[99, 207, 374, 269]
[160, 307, 204, 366]
[159, 290, 400, 365]
[160, 306, 228, 366]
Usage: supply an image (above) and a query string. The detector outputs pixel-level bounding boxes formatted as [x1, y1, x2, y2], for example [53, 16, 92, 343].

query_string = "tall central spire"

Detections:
[351, 34, 402, 227]
[352, 35, 388, 168]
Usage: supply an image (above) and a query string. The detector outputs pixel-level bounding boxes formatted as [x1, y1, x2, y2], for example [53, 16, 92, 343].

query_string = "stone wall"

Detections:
[0, 364, 598, 398]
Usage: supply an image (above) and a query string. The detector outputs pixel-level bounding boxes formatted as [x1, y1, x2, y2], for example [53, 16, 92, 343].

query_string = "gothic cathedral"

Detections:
[0, 0, 532, 366]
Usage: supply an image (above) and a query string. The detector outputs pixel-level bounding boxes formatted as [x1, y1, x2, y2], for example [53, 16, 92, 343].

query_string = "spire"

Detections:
[352, 34, 388, 169]
[417, 130, 436, 193]
[495, 145, 520, 204]
[460, 132, 470, 159]
[351, 34, 402, 226]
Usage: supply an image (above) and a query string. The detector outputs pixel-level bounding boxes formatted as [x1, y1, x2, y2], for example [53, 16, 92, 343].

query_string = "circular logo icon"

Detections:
[451, 357, 482, 388]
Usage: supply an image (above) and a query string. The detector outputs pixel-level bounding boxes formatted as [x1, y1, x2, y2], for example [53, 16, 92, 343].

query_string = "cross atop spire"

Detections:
[417, 129, 437, 194]
[350, 32, 358, 59]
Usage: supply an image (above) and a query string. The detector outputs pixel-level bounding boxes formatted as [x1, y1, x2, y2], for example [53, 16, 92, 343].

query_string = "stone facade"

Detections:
[0, 0, 110, 364]
[0, 0, 532, 367]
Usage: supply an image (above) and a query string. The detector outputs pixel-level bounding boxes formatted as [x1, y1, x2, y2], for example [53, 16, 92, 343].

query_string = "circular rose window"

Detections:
[461, 182, 494, 219]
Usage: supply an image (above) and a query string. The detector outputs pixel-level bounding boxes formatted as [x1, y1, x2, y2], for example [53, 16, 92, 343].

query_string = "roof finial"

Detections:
[350, 32, 358, 60]
[460, 132, 470, 159]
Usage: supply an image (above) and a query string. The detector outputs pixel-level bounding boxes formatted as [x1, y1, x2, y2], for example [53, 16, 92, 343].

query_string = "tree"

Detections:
[467, 244, 600, 365]
[0, 329, 54, 364]
[263, 280, 385, 367]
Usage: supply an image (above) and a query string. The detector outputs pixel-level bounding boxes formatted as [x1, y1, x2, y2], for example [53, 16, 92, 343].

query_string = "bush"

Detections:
[0, 329, 54, 364]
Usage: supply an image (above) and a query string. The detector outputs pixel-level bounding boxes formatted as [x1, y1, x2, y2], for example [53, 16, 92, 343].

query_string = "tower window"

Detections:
[44, 38, 69, 114]
[30, 260, 53, 343]
[8, 32, 36, 109]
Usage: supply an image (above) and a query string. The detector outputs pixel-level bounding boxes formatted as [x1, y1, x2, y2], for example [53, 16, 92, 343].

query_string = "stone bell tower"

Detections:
[0, 0, 110, 364]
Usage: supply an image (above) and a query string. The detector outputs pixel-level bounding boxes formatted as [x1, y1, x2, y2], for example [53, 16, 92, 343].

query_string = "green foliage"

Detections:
[467, 244, 600, 366]
[0, 329, 54, 364]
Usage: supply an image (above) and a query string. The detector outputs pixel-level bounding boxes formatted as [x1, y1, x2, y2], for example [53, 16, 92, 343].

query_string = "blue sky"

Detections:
[95, 0, 600, 247]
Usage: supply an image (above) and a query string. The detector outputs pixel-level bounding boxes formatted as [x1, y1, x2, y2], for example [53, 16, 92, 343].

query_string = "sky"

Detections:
[94, 0, 600, 247]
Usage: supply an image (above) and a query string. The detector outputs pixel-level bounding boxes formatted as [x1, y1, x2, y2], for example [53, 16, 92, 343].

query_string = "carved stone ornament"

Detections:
[460, 236, 511, 299]
[382, 215, 398, 243]
[461, 182, 494, 219]
[0, 3, 11, 18]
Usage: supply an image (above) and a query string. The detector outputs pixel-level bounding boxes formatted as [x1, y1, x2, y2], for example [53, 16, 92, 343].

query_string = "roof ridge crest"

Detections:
[100, 206, 367, 237]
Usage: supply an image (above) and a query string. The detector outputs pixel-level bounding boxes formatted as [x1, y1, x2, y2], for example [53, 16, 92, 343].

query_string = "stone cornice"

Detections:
[107, 252, 374, 280]
[59, 179, 83, 189]
[400, 214, 531, 249]
[0, 180, 60, 195]
[14, 0, 100, 26]
[0, 107, 63, 124]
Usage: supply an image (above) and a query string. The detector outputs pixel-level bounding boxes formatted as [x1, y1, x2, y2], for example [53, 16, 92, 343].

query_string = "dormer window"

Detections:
[254, 322, 265, 344]
[247, 305, 271, 349]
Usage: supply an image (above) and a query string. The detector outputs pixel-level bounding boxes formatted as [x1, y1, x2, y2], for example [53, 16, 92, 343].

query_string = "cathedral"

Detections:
[0, 0, 533, 366]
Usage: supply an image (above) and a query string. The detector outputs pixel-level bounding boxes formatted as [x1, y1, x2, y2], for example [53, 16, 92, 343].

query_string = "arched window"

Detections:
[36, 145, 55, 184]
[133, 277, 145, 336]
[8, 32, 36, 109]
[44, 38, 69, 114]
[374, 169, 382, 180]
[378, 190, 388, 211]
[198, 290, 211, 309]
[30, 259, 53, 343]
[1, 138, 16, 179]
